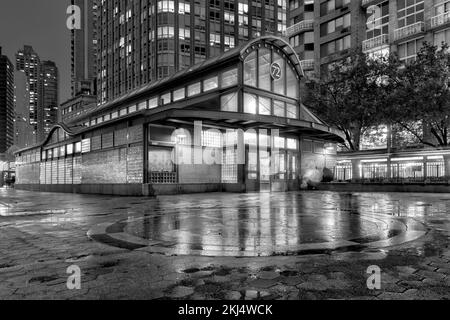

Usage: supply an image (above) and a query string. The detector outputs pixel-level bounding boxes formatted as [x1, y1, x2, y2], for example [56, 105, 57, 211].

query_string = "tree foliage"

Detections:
[386, 42, 450, 148]
[306, 49, 389, 151]
[306, 42, 450, 150]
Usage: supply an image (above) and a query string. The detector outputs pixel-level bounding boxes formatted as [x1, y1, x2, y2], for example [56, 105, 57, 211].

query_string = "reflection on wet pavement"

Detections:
[1, 189, 450, 300]
[88, 192, 427, 256]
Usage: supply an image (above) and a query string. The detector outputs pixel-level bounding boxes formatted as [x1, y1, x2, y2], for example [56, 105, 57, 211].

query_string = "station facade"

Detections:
[14, 37, 343, 196]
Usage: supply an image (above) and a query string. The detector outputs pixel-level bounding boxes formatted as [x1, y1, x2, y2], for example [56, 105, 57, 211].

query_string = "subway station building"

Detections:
[14, 37, 343, 196]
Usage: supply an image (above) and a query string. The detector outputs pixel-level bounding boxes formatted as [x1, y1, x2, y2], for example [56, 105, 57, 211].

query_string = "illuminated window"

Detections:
[259, 97, 271, 115]
[221, 68, 238, 88]
[244, 93, 257, 114]
[203, 76, 219, 91]
[173, 88, 186, 101]
[244, 51, 257, 87]
[188, 82, 201, 96]
[221, 92, 238, 112]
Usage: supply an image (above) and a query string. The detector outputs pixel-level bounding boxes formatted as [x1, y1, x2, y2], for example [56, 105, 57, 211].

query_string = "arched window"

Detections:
[243, 46, 299, 99]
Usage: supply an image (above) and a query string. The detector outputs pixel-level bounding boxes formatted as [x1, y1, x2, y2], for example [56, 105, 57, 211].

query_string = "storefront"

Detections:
[14, 37, 344, 196]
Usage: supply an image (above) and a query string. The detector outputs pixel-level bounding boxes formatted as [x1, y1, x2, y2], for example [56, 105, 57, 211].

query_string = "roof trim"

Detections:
[14, 123, 79, 154]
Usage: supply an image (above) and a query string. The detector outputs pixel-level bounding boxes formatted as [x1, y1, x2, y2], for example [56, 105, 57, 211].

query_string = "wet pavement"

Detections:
[0, 188, 450, 300]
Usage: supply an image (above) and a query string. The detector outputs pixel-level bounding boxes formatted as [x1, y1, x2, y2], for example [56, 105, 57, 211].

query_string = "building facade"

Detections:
[0, 47, 15, 154]
[71, 0, 99, 96]
[40, 61, 59, 139]
[14, 71, 34, 149]
[60, 94, 97, 123]
[15, 45, 41, 145]
[285, 0, 450, 184]
[97, 0, 288, 104]
[14, 37, 343, 196]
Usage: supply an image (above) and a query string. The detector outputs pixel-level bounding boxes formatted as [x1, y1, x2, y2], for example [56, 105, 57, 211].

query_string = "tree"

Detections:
[386, 42, 450, 148]
[305, 49, 389, 151]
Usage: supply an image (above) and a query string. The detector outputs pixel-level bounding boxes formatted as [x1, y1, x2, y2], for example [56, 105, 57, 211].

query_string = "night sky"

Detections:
[0, 0, 71, 103]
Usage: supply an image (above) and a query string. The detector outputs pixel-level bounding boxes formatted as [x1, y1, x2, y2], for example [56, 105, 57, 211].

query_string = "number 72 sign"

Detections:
[271, 63, 282, 80]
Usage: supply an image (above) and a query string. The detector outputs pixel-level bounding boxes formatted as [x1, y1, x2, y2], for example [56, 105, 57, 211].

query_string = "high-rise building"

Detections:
[97, 0, 288, 104]
[39, 61, 59, 139]
[15, 45, 40, 142]
[71, 0, 99, 96]
[13, 71, 34, 149]
[0, 47, 15, 153]
[285, 0, 450, 183]
[286, 1, 450, 77]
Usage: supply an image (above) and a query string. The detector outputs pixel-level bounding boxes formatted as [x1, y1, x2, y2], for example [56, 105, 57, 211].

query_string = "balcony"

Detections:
[393, 22, 425, 41]
[431, 11, 450, 29]
[362, 34, 389, 52]
[300, 59, 315, 71]
[285, 20, 314, 38]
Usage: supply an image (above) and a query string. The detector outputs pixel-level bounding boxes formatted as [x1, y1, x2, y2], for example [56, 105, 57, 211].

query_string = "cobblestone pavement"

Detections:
[0, 188, 450, 300]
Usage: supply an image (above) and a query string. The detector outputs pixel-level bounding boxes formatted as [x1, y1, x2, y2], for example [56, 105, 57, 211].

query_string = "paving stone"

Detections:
[396, 266, 417, 275]
[280, 276, 304, 286]
[167, 286, 195, 298]
[257, 271, 280, 280]
[225, 291, 242, 300]
[248, 279, 278, 289]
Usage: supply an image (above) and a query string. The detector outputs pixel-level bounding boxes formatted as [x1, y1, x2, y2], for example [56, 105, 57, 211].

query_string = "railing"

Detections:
[285, 20, 314, 37]
[431, 11, 450, 29]
[393, 21, 425, 41]
[334, 176, 450, 184]
[300, 59, 315, 71]
[362, 34, 389, 52]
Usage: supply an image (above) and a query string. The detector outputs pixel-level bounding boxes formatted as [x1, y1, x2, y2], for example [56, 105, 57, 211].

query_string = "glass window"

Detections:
[149, 97, 158, 109]
[97, 117, 103, 124]
[221, 68, 238, 88]
[259, 48, 271, 91]
[129, 105, 137, 113]
[274, 136, 285, 149]
[104, 114, 111, 121]
[221, 92, 238, 112]
[53, 147, 59, 158]
[287, 138, 297, 150]
[244, 93, 257, 114]
[47, 149, 53, 159]
[259, 96, 271, 115]
[60, 146, 66, 157]
[274, 100, 285, 117]
[286, 103, 298, 119]
[67, 144, 74, 155]
[203, 76, 219, 91]
[286, 66, 298, 99]
[173, 88, 186, 101]
[244, 51, 257, 87]
[161, 92, 171, 105]
[138, 101, 147, 110]
[119, 108, 128, 116]
[188, 82, 201, 96]
[273, 52, 286, 95]
[75, 142, 82, 153]
[111, 111, 118, 119]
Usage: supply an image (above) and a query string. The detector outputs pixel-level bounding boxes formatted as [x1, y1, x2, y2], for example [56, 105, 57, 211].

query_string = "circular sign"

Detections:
[271, 62, 282, 80]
